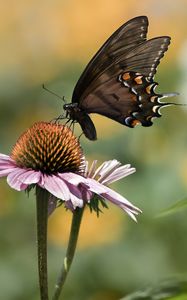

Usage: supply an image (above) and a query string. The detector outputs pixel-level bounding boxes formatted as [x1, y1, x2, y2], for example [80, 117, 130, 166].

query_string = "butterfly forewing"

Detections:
[77, 36, 170, 102]
[72, 16, 148, 102]
[120, 37, 170, 79]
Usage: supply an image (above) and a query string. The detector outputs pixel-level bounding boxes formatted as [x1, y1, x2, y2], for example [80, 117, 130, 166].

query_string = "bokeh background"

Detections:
[0, 1, 187, 299]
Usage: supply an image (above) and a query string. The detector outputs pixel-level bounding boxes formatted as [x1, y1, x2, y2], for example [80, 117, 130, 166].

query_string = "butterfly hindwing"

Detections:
[79, 71, 168, 128]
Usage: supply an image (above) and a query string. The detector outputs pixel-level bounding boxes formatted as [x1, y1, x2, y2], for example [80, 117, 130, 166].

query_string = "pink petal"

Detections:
[102, 189, 142, 216]
[41, 174, 70, 201]
[63, 181, 84, 208]
[19, 170, 41, 184]
[97, 160, 121, 182]
[0, 154, 12, 160]
[65, 200, 75, 211]
[20, 183, 29, 190]
[69, 192, 84, 209]
[84, 161, 89, 177]
[7, 168, 30, 191]
[0, 154, 16, 165]
[80, 188, 92, 203]
[0, 168, 17, 178]
[92, 160, 113, 179]
[99, 159, 120, 172]
[102, 165, 136, 185]
[7, 168, 41, 191]
[124, 208, 139, 222]
[83, 178, 141, 221]
[87, 160, 98, 178]
[82, 178, 107, 194]
[58, 172, 87, 186]
[0, 154, 17, 173]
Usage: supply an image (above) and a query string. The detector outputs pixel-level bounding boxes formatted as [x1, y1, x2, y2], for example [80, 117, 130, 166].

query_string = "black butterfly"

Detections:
[63, 16, 177, 140]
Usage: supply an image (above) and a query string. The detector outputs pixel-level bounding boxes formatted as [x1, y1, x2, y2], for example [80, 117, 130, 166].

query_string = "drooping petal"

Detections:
[63, 180, 85, 209]
[17, 169, 41, 184]
[0, 154, 16, 165]
[103, 188, 141, 213]
[0, 154, 17, 175]
[20, 183, 29, 190]
[80, 187, 92, 203]
[0, 154, 14, 161]
[58, 172, 88, 186]
[124, 208, 139, 222]
[7, 168, 30, 191]
[69, 192, 84, 209]
[58, 175, 90, 209]
[101, 189, 142, 219]
[101, 165, 136, 185]
[83, 178, 141, 221]
[41, 174, 70, 201]
[94, 160, 121, 182]
[65, 200, 75, 211]
[82, 178, 107, 194]
[7, 168, 41, 190]
[0, 168, 18, 178]
[87, 160, 98, 178]
[84, 161, 89, 177]
[91, 161, 109, 179]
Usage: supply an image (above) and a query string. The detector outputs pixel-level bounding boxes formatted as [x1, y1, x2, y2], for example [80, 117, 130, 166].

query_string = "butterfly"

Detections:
[63, 16, 178, 140]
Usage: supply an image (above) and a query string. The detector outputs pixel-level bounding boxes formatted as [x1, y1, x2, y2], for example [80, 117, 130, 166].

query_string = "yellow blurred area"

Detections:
[48, 205, 124, 248]
[0, 182, 13, 216]
[0, 0, 187, 87]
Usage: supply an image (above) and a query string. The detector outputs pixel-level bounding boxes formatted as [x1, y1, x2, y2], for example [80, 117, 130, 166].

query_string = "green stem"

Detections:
[36, 187, 49, 300]
[52, 206, 85, 300]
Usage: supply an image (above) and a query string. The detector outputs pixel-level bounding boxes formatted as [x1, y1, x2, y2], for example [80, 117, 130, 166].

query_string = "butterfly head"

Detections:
[63, 102, 78, 112]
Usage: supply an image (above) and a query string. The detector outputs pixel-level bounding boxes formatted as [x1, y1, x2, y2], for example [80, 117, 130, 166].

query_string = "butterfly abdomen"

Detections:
[64, 103, 97, 140]
[77, 111, 97, 140]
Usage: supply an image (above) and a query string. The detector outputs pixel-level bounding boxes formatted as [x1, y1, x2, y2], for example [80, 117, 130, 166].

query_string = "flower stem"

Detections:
[52, 207, 85, 300]
[36, 187, 49, 300]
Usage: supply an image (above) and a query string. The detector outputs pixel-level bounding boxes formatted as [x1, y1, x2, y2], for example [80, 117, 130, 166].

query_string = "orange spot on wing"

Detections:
[122, 72, 130, 81]
[146, 85, 152, 94]
[131, 94, 137, 102]
[134, 76, 143, 84]
[131, 119, 141, 127]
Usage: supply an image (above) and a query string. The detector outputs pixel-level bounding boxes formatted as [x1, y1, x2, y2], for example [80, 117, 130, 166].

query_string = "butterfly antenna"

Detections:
[78, 132, 84, 142]
[42, 84, 66, 103]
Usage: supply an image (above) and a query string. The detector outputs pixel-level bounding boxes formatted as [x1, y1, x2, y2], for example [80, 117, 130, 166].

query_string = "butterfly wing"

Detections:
[73, 17, 170, 127]
[72, 16, 148, 102]
[78, 70, 170, 128]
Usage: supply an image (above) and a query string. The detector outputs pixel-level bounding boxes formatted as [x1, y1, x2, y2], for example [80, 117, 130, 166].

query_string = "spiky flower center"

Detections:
[11, 122, 85, 174]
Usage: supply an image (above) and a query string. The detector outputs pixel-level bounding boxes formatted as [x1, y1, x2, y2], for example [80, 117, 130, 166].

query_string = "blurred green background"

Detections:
[0, 0, 187, 299]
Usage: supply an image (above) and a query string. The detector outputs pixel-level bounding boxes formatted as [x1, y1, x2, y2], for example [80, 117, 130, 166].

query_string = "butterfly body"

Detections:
[63, 16, 177, 140]
[64, 103, 97, 140]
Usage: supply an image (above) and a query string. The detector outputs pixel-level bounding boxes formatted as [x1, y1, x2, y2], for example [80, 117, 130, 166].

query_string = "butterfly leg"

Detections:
[50, 114, 67, 124]
[78, 132, 84, 142]
[65, 119, 71, 126]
